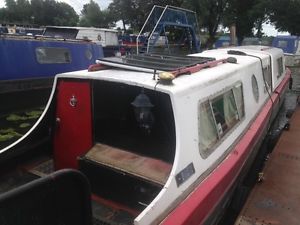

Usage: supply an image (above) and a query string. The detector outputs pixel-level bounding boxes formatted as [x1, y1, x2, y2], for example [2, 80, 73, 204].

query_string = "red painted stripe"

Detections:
[162, 70, 291, 225]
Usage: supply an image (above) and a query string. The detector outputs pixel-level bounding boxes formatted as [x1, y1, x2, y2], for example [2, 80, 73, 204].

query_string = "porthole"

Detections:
[85, 49, 93, 60]
[251, 74, 259, 102]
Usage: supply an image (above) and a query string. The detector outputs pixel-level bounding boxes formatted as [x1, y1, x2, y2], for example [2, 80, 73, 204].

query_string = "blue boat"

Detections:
[0, 34, 103, 113]
[272, 35, 300, 66]
[272, 35, 299, 54]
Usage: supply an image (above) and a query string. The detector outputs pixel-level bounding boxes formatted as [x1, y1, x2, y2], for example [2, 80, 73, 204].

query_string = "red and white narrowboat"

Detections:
[0, 44, 291, 225]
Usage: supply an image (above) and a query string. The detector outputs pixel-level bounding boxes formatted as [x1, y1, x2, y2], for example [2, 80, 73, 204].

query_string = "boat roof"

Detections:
[45, 26, 118, 33]
[56, 46, 281, 94]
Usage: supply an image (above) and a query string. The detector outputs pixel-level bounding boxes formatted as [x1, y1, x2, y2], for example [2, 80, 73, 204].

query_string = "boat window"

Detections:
[35, 47, 71, 64]
[233, 83, 245, 119]
[263, 65, 272, 92]
[211, 90, 239, 136]
[199, 101, 218, 153]
[85, 49, 93, 60]
[251, 75, 259, 102]
[278, 40, 287, 48]
[199, 83, 244, 157]
[277, 57, 284, 78]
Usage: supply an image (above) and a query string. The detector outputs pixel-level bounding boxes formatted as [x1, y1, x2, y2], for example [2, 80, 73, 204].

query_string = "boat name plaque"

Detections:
[175, 163, 195, 187]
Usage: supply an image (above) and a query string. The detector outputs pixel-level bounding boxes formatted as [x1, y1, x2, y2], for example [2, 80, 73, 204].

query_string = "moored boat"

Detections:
[0, 33, 103, 113]
[0, 43, 291, 225]
[0, 5, 292, 225]
[272, 35, 300, 67]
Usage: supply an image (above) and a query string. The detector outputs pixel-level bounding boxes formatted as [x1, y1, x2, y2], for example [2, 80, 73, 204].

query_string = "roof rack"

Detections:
[97, 54, 215, 72]
[93, 54, 231, 83]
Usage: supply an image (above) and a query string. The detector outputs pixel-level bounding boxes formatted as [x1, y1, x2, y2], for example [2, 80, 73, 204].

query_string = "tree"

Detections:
[108, 0, 183, 32]
[183, 0, 228, 49]
[79, 0, 110, 27]
[223, 0, 268, 44]
[1, 0, 78, 26]
[268, 0, 300, 35]
[53, 2, 78, 26]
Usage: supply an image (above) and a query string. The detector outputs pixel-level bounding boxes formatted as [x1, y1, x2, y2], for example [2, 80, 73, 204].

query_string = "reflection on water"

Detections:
[0, 106, 44, 149]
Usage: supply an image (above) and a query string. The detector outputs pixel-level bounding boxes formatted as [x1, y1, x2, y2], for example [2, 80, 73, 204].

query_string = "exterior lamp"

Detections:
[131, 90, 155, 134]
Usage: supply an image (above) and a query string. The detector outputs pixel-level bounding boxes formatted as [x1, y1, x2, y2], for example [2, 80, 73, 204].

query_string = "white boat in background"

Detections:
[43, 26, 123, 56]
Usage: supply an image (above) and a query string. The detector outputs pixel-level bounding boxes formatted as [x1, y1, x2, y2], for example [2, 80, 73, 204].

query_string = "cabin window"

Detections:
[199, 101, 218, 153]
[263, 66, 272, 91]
[251, 75, 259, 102]
[35, 47, 71, 64]
[85, 49, 93, 60]
[277, 57, 284, 78]
[278, 40, 287, 48]
[199, 83, 244, 157]
[233, 83, 245, 119]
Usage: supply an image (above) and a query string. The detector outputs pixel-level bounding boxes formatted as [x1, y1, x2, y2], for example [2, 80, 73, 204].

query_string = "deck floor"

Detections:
[235, 103, 300, 225]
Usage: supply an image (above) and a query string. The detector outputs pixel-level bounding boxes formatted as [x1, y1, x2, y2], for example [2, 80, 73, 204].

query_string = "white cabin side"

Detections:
[76, 28, 119, 46]
[135, 48, 286, 225]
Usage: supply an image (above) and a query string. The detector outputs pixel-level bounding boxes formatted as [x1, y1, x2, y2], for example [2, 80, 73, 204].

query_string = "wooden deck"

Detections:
[235, 103, 300, 225]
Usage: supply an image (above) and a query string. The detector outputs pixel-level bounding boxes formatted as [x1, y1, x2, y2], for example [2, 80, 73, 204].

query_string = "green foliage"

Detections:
[183, 0, 228, 48]
[108, 0, 183, 32]
[79, 0, 114, 28]
[1, 0, 79, 26]
[223, 0, 268, 44]
[268, 0, 300, 35]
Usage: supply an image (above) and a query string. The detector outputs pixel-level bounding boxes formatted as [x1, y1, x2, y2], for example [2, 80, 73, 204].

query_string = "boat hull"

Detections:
[161, 69, 291, 225]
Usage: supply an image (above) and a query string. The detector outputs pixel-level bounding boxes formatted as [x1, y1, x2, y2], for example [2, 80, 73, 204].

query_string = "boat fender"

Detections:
[283, 122, 290, 131]
[267, 129, 281, 150]
[289, 77, 293, 90]
[286, 109, 294, 118]
[257, 172, 265, 183]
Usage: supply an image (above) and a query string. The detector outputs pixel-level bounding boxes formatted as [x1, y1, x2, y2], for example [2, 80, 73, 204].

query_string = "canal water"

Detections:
[0, 106, 44, 149]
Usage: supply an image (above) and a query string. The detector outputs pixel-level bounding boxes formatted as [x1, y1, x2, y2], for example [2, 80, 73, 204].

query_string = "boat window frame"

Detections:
[263, 65, 272, 93]
[251, 74, 259, 102]
[35, 47, 72, 64]
[198, 81, 245, 158]
[277, 57, 284, 78]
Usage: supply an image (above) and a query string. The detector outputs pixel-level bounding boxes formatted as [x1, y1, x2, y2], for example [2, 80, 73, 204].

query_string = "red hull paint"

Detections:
[53, 80, 93, 170]
[162, 71, 291, 225]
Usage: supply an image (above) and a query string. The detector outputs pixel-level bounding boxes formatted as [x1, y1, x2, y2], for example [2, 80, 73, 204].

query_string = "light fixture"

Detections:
[131, 89, 155, 134]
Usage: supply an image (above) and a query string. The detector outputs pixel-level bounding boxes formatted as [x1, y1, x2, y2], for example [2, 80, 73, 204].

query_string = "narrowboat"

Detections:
[0, 44, 291, 225]
[0, 34, 103, 113]
[272, 35, 300, 66]
[43, 26, 124, 57]
[213, 35, 232, 48]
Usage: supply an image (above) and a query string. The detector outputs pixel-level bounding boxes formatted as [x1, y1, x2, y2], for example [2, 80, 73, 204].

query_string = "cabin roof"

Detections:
[56, 46, 280, 94]
[45, 26, 118, 33]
